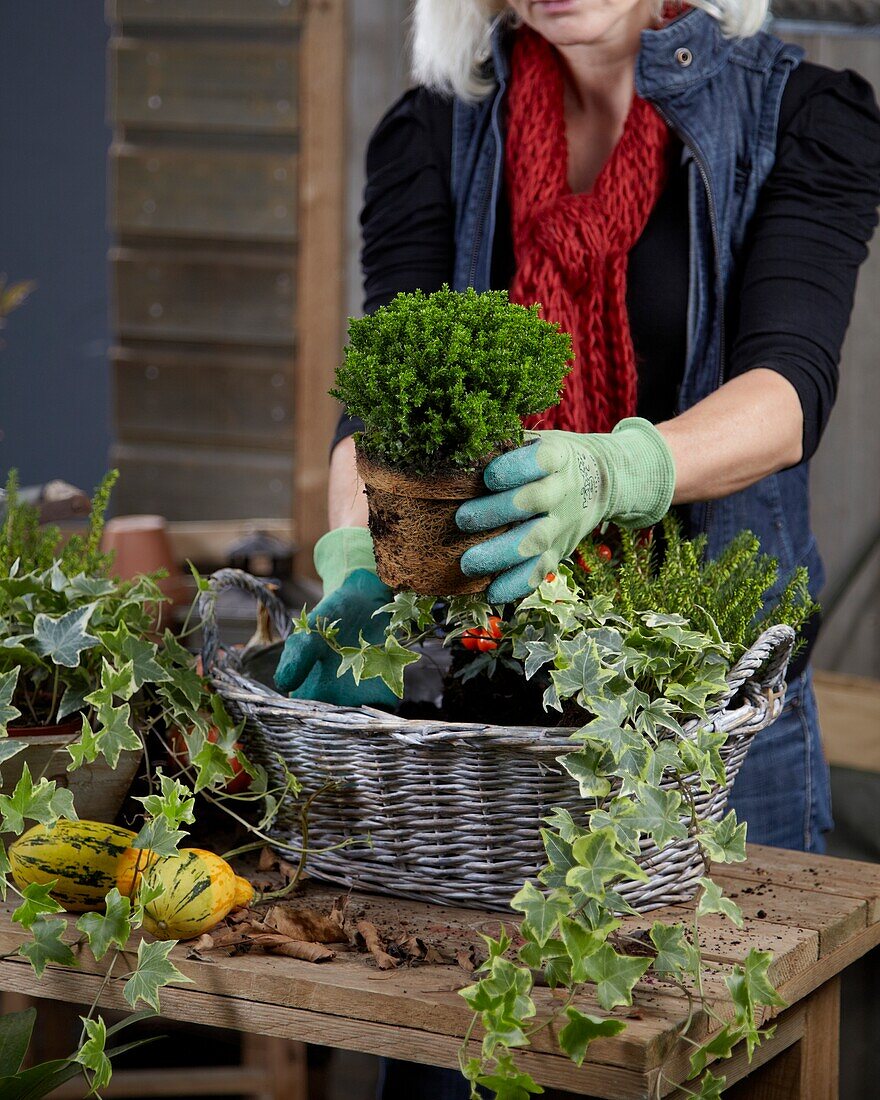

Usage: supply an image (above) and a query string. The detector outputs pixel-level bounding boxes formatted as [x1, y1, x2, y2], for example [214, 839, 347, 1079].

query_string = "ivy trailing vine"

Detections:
[295, 529, 814, 1097]
[0, 472, 310, 1095]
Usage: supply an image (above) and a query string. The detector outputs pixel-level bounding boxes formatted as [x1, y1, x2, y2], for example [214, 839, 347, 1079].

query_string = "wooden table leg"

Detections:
[725, 976, 841, 1100]
[241, 1033, 309, 1100]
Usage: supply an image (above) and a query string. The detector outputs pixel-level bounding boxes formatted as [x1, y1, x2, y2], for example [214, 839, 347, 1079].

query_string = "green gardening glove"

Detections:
[455, 418, 675, 604]
[274, 527, 396, 707]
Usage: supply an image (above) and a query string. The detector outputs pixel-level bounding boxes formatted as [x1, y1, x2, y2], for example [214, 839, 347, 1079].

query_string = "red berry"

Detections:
[597, 544, 613, 562]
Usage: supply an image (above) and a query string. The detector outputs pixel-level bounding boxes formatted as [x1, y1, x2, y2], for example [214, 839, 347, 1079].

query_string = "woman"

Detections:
[277, 3, 878, 1085]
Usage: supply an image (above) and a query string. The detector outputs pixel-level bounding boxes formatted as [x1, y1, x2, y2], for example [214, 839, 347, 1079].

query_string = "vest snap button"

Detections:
[675, 47, 693, 67]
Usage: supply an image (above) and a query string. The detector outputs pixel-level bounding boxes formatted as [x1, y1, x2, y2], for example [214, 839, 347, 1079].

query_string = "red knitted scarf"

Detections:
[507, 28, 671, 434]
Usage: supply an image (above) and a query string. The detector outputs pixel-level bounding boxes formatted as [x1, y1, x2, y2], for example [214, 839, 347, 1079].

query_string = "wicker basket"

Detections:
[200, 569, 795, 913]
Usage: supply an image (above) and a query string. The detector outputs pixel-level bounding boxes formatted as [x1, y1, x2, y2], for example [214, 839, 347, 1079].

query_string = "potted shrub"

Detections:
[332, 285, 572, 594]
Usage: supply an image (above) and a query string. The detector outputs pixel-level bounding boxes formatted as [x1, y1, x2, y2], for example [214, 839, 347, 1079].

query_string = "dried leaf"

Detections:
[331, 894, 350, 929]
[269, 940, 336, 963]
[265, 905, 348, 944]
[227, 907, 253, 925]
[397, 934, 427, 960]
[356, 920, 398, 970]
[456, 946, 478, 974]
[258, 847, 278, 872]
[424, 945, 451, 965]
[187, 933, 214, 953]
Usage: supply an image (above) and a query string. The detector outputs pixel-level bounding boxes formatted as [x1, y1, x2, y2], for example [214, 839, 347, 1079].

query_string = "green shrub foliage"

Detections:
[332, 286, 573, 471]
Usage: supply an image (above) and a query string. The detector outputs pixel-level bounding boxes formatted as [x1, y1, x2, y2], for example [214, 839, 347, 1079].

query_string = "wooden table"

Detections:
[0, 844, 878, 1099]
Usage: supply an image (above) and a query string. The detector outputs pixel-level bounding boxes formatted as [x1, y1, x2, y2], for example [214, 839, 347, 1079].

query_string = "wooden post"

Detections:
[294, 0, 347, 578]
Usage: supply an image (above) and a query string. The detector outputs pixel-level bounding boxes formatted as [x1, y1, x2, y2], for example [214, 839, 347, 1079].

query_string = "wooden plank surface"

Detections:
[112, 145, 297, 242]
[112, 247, 295, 345]
[0, 845, 876, 1097]
[814, 669, 880, 775]
[110, 441, 292, 521]
[292, 0, 346, 576]
[112, 346, 293, 449]
[731, 843, 880, 924]
[108, 0, 299, 27]
[111, 37, 298, 133]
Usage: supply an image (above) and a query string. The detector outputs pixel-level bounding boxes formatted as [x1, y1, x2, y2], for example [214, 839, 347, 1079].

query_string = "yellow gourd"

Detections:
[117, 846, 238, 940]
[9, 820, 137, 912]
[232, 875, 255, 910]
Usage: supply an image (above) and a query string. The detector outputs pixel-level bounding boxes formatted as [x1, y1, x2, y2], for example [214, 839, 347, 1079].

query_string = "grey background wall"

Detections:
[0, 0, 112, 493]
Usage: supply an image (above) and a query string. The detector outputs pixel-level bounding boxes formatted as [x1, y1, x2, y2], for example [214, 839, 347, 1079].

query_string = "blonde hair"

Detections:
[411, 0, 770, 101]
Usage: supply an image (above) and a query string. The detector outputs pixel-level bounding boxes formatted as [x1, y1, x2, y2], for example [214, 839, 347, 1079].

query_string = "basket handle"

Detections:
[199, 568, 293, 674]
[723, 624, 797, 705]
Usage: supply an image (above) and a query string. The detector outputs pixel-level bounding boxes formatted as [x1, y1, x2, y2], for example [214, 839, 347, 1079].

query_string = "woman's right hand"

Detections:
[274, 528, 395, 707]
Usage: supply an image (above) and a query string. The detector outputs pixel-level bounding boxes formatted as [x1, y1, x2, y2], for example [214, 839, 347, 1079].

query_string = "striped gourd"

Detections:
[117, 846, 237, 940]
[9, 820, 137, 912]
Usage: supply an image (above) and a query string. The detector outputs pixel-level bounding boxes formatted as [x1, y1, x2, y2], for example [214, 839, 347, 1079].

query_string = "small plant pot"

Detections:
[356, 447, 506, 595]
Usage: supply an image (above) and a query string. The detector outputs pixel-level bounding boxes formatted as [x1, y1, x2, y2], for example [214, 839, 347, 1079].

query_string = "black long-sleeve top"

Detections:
[335, 61, 880, 460]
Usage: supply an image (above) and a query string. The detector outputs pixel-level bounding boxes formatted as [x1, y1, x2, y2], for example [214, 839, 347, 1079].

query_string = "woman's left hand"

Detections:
[455, 417, 675, 603]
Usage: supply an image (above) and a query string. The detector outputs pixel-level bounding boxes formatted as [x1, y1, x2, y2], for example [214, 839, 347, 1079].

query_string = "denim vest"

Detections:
[450, 9, 824, 603]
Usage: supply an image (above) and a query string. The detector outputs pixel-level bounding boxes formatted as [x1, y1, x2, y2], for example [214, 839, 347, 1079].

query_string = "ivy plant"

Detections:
[296, 529, 812, 1096]
[332, 286, 572, 472]
[0, 471, 311, 1095]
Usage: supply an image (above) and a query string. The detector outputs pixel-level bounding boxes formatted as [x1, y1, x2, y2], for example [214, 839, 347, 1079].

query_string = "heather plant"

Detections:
[332, 286, 572, 472]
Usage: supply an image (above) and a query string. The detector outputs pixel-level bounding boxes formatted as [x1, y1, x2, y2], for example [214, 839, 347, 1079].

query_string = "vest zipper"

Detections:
[653, 104, 725, 537]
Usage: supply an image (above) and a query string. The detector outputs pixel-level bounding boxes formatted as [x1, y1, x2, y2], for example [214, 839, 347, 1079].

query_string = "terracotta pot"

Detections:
[101, 514, 188, 614]
[8, 717, 82, 738]
[356, 447, 507, 596]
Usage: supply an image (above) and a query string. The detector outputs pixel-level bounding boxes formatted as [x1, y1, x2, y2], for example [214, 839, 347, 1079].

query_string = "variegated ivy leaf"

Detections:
[377, 591, 437, 633]
[644, 740, 685, 787]
[12, 881, 65, 928]
[565, 828, 648, 901]
[66, 573, 117, 600]
[696, 877, 743, 928]
[522, 639, 556, 681]
[76, 889, 132, 961]
[542, 806, 583, 844]
[697, 809, 748, 864]
[559, 915, 619, 982]
[724, 950, 785, 1059]
[624, 784, 688, 850]
[559, 747, 612, 799]
[100, 623, 170, 690]
[137, 771, 196, 829]
[510, 881, 570, 947]
[341, 634, 420, 698]
[558, 1007, 625, 1067]
[32, 604, 100, 668]
[581, 942, 652, 1011]
[588, 802, 643, 855]
[688, 1023, 741, 1078]
[131, 816, 187, 858]
[0, 764, 77, 834]
[0, 668, 21, 734]
[649, 921, 699, 978]
[57, 682, 90, 722]
[635, 697, 685, 739]
[18, 917, 76, 977]
[679, 726, 728, 791]
[549, 640, 615, 706]
[74, 1015, 112, 1095]
[93, 703, 141, 768]
[67, 715, 102, 771]
[84, 658, 137, 709]
[0, 740, 26, 765]
[123, 939, 192, 1013]
[537, 828, 575, 890]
